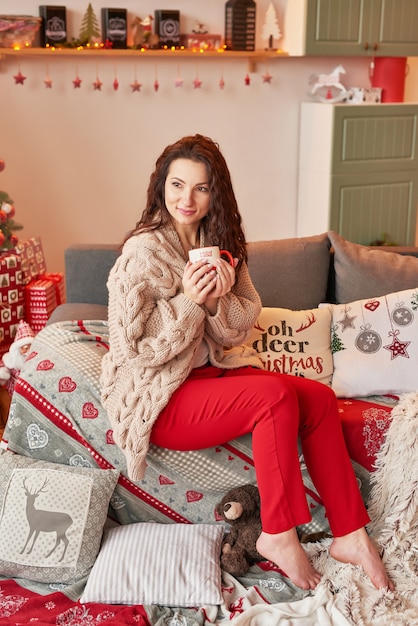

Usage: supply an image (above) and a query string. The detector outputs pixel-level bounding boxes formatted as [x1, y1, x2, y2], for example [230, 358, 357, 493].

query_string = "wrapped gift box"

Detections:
[39, 272, 65, 306]
[10, 237, 47, 285]
[0, 253, 25, 346]
[24, 278, 57, 332]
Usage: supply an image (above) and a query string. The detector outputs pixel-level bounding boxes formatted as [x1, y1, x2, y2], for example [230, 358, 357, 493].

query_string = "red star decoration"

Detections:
[244, 74, 250, 86]
[193, 77, 202, 89]
[154, 79, 159, 92]
[174, 76, 184, 87]
[113, 78, 119, 91]
[13, 71, 26, 85]
[93, 78, 103, 91]
[262, 71, 273, 83]
[219, 77, 225, 90]
[383, 332, 410, 359]
[44, 76, 53, 88]
[73, 76, 82, 88]
[130, 79, 142, 92]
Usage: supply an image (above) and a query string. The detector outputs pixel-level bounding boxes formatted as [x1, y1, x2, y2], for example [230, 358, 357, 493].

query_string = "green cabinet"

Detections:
[284, 0, 418, 56]
[297, 102, 418, 246]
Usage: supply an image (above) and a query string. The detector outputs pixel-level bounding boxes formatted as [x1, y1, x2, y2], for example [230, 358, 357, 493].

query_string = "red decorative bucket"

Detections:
[371, 57, 408, 103]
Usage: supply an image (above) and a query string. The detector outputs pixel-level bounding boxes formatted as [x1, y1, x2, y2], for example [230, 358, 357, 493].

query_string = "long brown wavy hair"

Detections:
[126, 134, 248, 264]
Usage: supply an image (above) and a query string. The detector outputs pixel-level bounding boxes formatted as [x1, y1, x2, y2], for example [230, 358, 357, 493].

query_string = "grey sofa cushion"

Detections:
[65, 244, 119, 305]
[247, 233, 331, 310]
[48, 303, 109, 324]
[329, 231, 418, 303]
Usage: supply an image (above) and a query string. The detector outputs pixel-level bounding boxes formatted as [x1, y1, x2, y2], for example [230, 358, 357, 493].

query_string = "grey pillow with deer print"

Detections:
[0, 449, 119, 584]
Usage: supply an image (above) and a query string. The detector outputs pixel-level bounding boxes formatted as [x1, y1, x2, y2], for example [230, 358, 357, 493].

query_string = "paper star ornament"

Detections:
[13, 71, 26, 85]
[193, 76, 202, 89]
[73, 75, 82, 88]
[93, 78, 103, 91]
[262, 71, 273, 83]
[130, 79, 142, 92]
[44, 76, 53, 88]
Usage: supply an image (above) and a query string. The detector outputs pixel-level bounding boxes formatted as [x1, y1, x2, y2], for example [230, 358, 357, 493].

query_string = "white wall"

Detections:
[0, 0, 416, 272]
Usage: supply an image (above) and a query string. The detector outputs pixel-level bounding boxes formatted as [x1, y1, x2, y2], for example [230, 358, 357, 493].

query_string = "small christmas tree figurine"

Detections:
[79, 3, 101, 44]
[0, 159, 23, 251]
[262, 2, 282, 50]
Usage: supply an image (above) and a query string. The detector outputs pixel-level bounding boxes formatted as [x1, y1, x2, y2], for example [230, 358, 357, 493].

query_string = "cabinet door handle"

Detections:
[363, 42, 378, 51]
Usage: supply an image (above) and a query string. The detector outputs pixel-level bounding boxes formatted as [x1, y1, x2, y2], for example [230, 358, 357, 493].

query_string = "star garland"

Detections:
[11, 65, 274, 91]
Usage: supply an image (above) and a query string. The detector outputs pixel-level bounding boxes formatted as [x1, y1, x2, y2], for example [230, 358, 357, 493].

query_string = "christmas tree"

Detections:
[331, 325, 345, 354]
[79, 3, 101, 43]
[0, 159, 23, 251]
[262, 2, 282, 49]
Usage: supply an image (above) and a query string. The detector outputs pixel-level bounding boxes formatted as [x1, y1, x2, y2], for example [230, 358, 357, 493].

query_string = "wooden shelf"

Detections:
[0, 46, 288, 71]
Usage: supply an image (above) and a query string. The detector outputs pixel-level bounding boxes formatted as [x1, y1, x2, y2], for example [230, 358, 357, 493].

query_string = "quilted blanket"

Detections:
[0, 320, 397, 623]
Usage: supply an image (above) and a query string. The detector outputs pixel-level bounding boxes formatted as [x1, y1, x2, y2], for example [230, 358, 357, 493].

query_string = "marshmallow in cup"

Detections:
[188, 246, 234, 268]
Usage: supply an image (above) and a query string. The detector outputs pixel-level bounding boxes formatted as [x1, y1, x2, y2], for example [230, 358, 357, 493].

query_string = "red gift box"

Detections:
[10, 237, 47, 285]
[0, 253, 25, 345]
[38, 272, 65, 305]
[24, 278, 57, 332]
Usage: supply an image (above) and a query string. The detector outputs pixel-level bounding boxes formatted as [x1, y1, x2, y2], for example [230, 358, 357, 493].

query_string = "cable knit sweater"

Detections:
[100, 222, 263, 481]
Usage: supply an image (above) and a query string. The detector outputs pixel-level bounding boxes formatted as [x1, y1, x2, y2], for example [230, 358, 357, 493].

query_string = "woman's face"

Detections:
[164, 158, 210, 230]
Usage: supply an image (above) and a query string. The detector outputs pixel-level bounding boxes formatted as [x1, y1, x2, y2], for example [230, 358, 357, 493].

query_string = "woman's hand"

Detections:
[183, 260, 218, 305]
[183, 258, 237, 311]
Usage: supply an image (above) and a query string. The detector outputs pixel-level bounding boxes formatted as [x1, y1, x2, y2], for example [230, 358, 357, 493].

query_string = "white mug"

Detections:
[188, 246, 234, 267]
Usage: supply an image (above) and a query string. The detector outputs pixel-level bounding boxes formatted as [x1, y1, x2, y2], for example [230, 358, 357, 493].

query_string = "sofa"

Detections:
[1, 229, 418, 623]
[50, 230, 418, 322]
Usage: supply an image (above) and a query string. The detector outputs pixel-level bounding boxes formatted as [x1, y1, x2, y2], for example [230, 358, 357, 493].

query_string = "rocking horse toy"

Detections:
[309, 64, 351, 103]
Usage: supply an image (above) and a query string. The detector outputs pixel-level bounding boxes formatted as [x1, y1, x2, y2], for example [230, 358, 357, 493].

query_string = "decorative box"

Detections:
[185, 33, 222, 51]
[39, 272, 65, 305]
[0, 253, 24, 346]
[0, 15, 42, 48]
[24, 278, 57, 332]
[224, 0, 256, 51]
[101, 8, 127, 49]
[154, 10, 180, 48]
[10, 237, 47, 285]
[346, 87, 382, 104]
[39, 6, 67, 47]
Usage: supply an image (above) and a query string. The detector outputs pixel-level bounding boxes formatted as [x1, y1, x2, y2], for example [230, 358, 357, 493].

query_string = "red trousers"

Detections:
[150, 366, 370, 536]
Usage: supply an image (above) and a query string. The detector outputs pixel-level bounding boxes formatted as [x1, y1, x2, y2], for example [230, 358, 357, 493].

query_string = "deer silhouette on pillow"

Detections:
[20, 477, 73, 562]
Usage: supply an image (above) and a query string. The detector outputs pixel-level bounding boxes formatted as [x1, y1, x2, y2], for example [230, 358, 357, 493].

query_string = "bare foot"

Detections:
[330, 527, 394, 591]
[256, 529, 321, 590]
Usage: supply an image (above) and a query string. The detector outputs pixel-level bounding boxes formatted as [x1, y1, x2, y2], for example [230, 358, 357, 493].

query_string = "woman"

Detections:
[101, 134, 393, 591]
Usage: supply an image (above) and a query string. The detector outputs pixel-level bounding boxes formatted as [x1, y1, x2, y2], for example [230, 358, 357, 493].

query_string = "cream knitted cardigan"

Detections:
[100, 222, 263, 481]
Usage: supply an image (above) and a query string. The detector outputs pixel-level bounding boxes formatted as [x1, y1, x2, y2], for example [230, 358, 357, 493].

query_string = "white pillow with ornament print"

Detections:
[319, 287, 418, 397]
[246, 306, 334, 386]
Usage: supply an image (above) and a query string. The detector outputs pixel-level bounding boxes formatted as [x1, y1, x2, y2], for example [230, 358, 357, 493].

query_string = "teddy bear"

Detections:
[215, 483, 263, 577]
